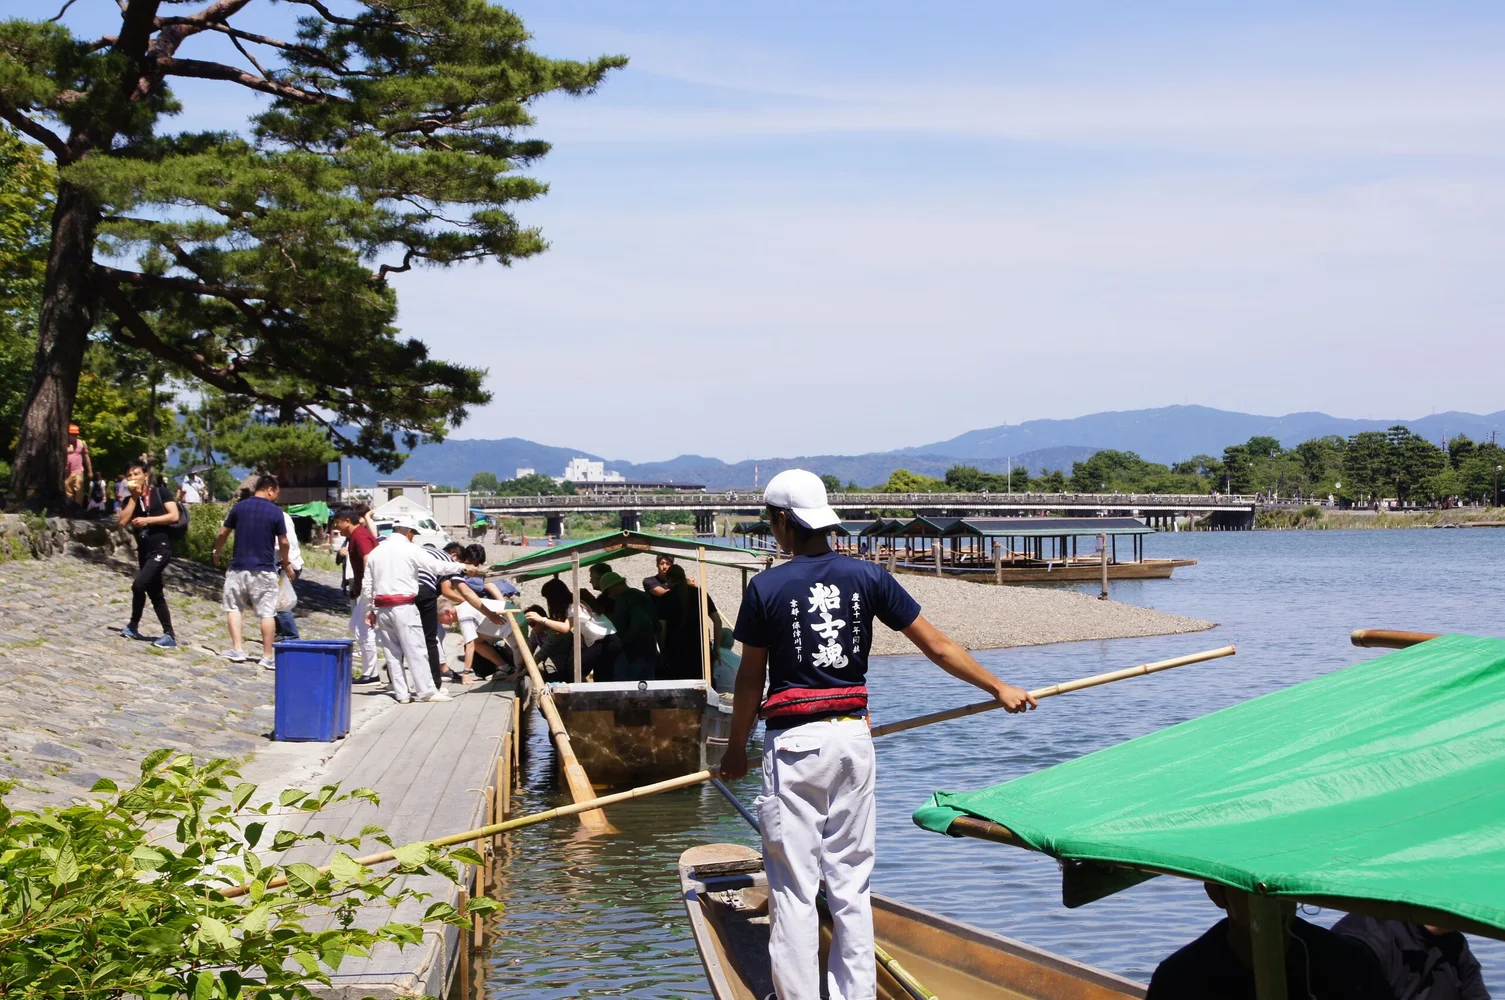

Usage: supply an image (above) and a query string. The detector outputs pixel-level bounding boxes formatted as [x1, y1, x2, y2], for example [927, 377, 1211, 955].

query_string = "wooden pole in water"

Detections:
[1098, 533, 1108, 600]
[503, 609, 613, 833]
[698, 546, 713, 689]
[571, 552, 582, 683]
[993, 537, 1003, 585]
[933, 537, 942, 577]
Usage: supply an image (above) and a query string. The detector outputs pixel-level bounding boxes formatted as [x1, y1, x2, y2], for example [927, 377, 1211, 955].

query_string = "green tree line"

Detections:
[850, 427, 1503, 506]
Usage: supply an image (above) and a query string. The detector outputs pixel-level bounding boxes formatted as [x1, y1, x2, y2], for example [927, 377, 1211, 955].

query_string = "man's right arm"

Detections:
[901, 615, 1036, 712]
[212, 525, 233, 566]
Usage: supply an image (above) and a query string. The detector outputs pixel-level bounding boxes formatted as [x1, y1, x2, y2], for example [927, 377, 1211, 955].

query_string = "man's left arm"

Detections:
[279, 535, 294, 581]
[82, 441, 92, 480]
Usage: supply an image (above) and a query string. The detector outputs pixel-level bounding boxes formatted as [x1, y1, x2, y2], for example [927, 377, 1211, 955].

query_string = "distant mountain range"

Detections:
[344, 405, 1505, 491]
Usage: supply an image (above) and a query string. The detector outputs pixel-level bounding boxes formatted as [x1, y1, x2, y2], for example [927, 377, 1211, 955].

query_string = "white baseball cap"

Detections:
[388, 514, 421, 533]
[763, 469, 840, 531]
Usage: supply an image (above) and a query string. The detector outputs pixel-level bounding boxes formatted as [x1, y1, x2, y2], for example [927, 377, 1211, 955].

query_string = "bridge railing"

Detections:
[471, 491, 1262, 510]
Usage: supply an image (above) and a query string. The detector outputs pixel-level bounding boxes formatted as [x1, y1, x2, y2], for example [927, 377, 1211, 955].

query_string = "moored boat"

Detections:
[678, 843, 1146, 1000]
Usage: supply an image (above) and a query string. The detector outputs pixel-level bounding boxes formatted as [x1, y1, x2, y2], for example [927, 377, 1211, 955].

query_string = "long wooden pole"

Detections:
[222, 645, 1234, 898]
[697, 546, 712, 689]
[220, 769, 716, 899]
[1350, 628, 1440, 649]
[869, 645, 1237, 739]
[1246, 892, 1290, 1000]
[504, 609, 613, 832]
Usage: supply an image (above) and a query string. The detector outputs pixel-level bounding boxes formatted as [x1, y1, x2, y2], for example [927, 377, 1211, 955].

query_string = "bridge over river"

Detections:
[472, 491, 1291, 535]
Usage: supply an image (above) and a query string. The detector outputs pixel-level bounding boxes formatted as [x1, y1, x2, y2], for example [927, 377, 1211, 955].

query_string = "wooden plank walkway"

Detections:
[253, 680, 518, 1000]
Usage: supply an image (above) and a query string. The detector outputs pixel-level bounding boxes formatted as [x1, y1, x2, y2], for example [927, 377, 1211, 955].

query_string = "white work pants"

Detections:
[350, 593, 380, 679]
[375, 604, 437, 700]
[757, 717, 876, 1000]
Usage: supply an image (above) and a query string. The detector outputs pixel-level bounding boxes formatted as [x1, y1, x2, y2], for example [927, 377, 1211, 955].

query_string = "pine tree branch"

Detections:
[47, 0, 81, 22]
[153, 18, 342, 70]
[96, 264, 260, 303]
[0, 106, 72, 163]
[156, 57, 343, 104]
[99, 281, 280, 404]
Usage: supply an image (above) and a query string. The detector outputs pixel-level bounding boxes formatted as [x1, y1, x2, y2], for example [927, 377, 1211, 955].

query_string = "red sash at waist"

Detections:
[373, 594, 416, 608]
[759, 685, 868, 720]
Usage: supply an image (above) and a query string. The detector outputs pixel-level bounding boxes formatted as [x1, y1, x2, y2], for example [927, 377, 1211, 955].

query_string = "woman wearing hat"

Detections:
[720, 469, 1035, 1000]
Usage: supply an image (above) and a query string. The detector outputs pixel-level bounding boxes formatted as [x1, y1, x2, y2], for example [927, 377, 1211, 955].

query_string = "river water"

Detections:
[479, 528, 1505, 997]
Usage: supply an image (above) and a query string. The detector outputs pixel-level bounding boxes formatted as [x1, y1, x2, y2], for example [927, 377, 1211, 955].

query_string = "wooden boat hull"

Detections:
[679, 844, 1145, 1000]
[894, 558, 1196, 584]
[550, 680, 730, 786]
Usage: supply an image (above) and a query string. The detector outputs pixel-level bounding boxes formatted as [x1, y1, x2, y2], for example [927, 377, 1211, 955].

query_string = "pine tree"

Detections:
[0, 1, 624, 508]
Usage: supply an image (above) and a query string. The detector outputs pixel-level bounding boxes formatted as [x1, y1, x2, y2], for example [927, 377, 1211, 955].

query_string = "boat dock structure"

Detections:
[247, 680, 521, 1000]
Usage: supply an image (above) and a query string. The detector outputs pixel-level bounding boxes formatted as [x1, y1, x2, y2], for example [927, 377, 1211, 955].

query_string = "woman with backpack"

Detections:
[116, 461, 183, 649]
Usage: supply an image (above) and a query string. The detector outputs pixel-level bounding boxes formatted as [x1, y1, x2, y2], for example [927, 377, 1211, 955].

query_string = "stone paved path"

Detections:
[0, 556, 353, 810]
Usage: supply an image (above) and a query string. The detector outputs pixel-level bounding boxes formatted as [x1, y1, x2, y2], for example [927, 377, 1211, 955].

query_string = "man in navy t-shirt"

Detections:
[720, 470, 1035, 1000]
[213, 475, 293, 668]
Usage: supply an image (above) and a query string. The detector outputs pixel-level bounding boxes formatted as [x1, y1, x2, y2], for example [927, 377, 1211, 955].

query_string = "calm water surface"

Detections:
[481, 529, 1505, 997]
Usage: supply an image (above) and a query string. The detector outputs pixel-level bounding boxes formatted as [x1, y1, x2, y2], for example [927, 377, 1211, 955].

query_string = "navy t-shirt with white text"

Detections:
[223, 496, 286, 572]
[734, 551, 921, 699]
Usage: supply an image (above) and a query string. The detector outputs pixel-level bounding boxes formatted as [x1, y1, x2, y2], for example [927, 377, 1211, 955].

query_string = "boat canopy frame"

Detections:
[494, 529, 766, 581]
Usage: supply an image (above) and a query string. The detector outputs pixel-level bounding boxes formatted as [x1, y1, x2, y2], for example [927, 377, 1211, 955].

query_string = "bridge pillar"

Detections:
[695, 511, 716, 535]
[545, 514, 564, 538]
[620, 510, 641, 532]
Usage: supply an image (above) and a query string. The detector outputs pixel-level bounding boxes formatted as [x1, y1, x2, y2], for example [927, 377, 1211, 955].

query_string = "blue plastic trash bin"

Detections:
[273, 639, 354, 741]
[292, 638, 354, 736]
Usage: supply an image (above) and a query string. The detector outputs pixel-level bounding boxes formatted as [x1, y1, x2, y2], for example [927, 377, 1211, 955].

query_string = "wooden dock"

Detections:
[251, 681, 520, 1000]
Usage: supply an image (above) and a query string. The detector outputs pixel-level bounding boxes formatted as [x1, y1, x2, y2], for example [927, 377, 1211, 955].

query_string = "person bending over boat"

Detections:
[1146, 883, 1394, 1000]
[719, 469, 1035, 1000]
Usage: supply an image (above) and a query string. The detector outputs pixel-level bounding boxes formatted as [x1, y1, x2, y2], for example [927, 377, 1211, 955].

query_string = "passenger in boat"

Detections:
[643, 553, 674, 597]
[655, 564, 721, 680]
[588, 562, 615, 612]
[596, 571, 660, 681]
[444, 599, 521, 682]
[1333, 914, 1490, 999]
[530, 578, 579, 681]
[526, 582, 618, 681]
[718, 469, 1036, 1000]
[1145, 883, 1394, 1000]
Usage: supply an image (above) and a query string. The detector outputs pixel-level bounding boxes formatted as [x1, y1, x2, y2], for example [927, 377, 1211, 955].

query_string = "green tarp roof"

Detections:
[914, 635, 1505, 938]
[493, 529, 765, 581]
[285, 501, 330, 522]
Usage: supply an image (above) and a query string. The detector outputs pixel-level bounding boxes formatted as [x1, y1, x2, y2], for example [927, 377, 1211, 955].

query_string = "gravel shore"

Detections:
[497, 547, 1213, 655]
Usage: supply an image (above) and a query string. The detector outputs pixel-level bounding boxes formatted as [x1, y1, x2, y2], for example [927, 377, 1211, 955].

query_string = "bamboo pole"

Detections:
[222, 768, 721, 898]
[698, 546, 713, 689]
[1098, 533, 1108, 599]
[1246, 892, 1289, 1000]
[503, 609, 613, 833]
[1350, 629, 1440, 649]
[571, 553, 582, 683]
[221, 645, 1236, 902]
[869, 645, 1237, 739]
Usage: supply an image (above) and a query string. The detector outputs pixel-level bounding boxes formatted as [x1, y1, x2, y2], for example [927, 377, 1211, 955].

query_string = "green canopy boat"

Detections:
[914, 633, 1505, 997]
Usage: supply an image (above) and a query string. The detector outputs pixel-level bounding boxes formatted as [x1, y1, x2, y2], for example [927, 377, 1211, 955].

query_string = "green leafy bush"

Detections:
[0, 750, 496, 998]
[176, 502, 230, 567]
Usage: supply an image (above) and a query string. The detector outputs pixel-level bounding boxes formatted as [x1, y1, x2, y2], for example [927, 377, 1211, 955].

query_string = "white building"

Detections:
[514, 467, 535, 479]
[561, 457, 625, 484]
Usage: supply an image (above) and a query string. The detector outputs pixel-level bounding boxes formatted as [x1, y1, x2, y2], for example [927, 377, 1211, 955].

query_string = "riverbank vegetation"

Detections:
[0, 750, 492, 999]
[866, 427, 1503, 508]
[1257, 505, 1504, 530]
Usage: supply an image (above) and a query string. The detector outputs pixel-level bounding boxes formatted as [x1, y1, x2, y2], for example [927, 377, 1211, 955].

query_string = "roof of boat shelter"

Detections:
[947, 517, 1153, 538]
[897, 516, 964, 537]
[494, 529, 765, 580]
[914, 634, 1505, 941]
[835, 520, 875, 537]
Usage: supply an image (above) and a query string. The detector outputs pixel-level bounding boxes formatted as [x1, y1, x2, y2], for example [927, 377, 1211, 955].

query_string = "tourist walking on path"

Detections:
[64, 423, 92, 510]
[213, 475, 294, 669]
[719, 469, 1036, 1000]
[364, 515, 454, 704]
[116, 461, 180, 649]
[332, 507, 382, 684]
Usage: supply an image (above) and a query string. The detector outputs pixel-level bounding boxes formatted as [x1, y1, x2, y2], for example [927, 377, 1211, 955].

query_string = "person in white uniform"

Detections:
[364, 515, 456, 704]
[719, 470, 1036, 1000]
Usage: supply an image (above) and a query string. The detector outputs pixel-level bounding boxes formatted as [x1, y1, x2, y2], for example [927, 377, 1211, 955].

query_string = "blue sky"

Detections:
[13, 1, 1505, 461]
